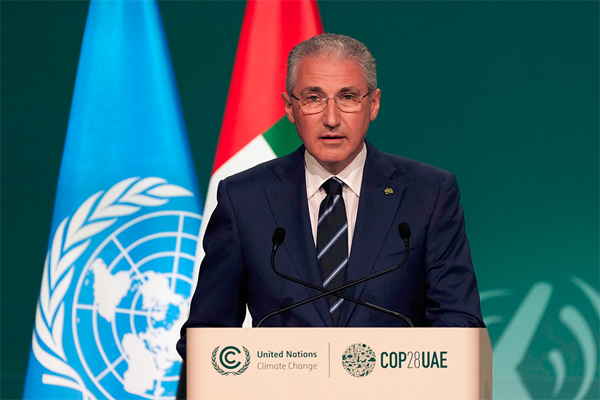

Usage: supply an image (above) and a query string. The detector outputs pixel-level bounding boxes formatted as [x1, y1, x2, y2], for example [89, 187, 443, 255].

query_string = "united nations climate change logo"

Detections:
[31, 177, 201, 400]
[211, 346, 251, 376]
[342, 343, 376, 377]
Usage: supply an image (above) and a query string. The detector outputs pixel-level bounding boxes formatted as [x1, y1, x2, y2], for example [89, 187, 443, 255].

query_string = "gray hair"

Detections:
[286, 33, 377, 94]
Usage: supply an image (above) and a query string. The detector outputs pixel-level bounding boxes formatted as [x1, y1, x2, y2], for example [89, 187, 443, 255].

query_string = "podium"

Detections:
[187, 327, 492, 399]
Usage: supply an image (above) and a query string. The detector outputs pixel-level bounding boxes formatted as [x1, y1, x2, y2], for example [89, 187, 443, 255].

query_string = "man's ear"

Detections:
[369, 88, 381, 121]
[281, 92, 295, 124]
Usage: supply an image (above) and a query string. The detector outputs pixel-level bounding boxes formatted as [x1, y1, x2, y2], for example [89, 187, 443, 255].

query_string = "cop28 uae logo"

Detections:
[342, 343, 376, 377]
[211, 346, 251, 376]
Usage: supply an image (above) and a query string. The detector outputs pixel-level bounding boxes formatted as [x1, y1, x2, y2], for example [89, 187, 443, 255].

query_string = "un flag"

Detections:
[22, 1, 203, 399]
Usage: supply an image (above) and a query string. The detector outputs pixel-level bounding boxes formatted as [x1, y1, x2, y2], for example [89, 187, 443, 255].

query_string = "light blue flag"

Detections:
[23, 1, 202, 399]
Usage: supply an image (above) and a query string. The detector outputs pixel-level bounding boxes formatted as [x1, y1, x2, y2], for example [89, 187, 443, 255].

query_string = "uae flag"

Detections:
[195, 0, 324, 298]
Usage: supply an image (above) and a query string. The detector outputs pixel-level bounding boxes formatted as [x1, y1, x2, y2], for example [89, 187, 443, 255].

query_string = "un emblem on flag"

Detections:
[73, 210, 200, 398]
[31, 177, 201, 400]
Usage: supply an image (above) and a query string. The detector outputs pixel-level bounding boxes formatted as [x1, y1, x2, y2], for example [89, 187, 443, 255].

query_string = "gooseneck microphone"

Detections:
[398, 222, 411, 247]
[272, 227, 286, 252]
[256, 223, 414, 327]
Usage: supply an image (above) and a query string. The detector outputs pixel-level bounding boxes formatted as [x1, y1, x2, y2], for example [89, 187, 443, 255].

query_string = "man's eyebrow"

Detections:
[299, 86, 362, 95]
[300, 86, 325, 94]
[337, 86, 361, 94]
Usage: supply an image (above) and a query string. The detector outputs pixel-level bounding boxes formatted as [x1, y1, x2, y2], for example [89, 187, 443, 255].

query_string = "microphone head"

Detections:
[272, 227, 286, 246]
[398, 222, 411, 240]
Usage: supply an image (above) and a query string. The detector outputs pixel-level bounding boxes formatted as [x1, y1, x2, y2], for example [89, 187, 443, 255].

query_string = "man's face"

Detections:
[282, 55, 381, 175]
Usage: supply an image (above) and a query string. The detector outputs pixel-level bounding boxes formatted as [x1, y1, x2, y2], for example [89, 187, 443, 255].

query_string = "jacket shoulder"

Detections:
[367, 144, 456, 187]
[221, 146, 304, 190]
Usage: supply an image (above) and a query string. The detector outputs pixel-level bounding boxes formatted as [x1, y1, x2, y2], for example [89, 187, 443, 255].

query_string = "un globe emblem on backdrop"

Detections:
[342, 343, 377, 377]
[72, 210, 200, 399]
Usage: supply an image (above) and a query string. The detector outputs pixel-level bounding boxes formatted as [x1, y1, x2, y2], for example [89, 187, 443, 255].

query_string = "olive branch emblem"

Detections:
[211, 346, 251, 376]
[31, 177, 193, 398]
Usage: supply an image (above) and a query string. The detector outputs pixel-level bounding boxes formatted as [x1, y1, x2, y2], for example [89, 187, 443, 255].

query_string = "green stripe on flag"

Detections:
[263, 116, 302, 157]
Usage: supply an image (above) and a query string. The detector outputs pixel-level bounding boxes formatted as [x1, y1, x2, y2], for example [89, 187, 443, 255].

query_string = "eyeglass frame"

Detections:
[289, 90, 371, 115]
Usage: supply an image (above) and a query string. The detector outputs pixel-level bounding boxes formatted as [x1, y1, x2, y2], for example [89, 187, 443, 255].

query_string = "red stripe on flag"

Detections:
[213, 0, 323, 173]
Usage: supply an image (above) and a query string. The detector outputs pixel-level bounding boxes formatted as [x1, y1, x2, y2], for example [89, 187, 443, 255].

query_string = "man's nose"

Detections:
[322, 97, 341, 129]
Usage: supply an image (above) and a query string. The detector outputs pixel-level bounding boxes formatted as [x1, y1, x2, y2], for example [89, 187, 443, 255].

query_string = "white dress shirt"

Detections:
[305, 143, 366, 255]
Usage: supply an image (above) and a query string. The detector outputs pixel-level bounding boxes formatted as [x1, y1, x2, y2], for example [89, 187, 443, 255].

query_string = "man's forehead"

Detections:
[295, 56, 367, 92]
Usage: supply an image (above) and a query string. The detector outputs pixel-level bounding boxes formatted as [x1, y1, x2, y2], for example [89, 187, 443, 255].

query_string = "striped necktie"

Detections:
[316, 177, 348, 325]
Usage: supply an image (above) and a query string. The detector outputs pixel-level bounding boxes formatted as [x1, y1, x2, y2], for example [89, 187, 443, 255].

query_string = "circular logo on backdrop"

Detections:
[481, 277, 600, 400]
[211, 346, 251, 376]
[342, 343, 377, 377]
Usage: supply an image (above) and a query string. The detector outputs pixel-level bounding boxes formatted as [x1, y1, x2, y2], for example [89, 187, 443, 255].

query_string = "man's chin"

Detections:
[313, 154, 353, 175]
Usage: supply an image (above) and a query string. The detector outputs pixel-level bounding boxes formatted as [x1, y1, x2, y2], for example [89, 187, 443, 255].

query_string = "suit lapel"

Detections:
[264, 147, 333, 326]
[338, 143, 406, 326]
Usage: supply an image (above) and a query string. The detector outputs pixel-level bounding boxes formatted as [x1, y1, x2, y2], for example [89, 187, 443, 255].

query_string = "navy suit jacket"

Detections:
[177, 141, 483, 359]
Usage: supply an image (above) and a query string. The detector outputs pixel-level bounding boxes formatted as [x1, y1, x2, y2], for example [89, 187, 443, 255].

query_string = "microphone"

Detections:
[257, 223, 414, 327]
[398, 222, 411, 245]
[272, 227, 286, 252]
[266, 228, 405, 321]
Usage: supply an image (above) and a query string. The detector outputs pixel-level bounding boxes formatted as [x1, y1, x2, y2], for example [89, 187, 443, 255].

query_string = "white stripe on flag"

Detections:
[193, 135, 276, 328]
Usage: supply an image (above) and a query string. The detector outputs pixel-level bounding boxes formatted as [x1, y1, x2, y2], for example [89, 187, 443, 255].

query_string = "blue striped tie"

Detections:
[316, 177, 348, 325]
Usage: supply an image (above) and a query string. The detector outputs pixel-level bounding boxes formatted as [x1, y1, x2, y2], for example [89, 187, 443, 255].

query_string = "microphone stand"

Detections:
[257, 233, 414, 327]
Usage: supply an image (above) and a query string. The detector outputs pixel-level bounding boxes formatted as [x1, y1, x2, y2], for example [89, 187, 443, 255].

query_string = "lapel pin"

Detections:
[384, 187, 394, 196]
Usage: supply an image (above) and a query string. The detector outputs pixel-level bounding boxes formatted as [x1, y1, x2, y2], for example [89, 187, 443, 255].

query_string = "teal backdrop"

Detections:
[2, 1, 598, 399]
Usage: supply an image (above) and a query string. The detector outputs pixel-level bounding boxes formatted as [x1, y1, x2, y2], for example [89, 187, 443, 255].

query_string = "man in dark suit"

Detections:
[177, 33, 483, 359]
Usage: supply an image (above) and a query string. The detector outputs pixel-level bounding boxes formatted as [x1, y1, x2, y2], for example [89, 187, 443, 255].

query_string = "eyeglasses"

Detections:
[290, 91, 371, 115]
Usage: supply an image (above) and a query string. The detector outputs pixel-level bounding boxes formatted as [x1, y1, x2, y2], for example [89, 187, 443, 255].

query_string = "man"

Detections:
[178, 33, 483, 357]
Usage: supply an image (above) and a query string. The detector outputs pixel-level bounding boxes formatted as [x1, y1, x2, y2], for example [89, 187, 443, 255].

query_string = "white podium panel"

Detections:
[187, 327, 492, 400]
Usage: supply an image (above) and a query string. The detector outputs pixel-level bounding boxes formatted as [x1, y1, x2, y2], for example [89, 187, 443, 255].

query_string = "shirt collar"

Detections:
[305, 142, 367, 199]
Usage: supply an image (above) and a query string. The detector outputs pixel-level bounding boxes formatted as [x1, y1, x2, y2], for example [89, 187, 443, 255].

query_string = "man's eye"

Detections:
[340, 94, 357, 101]
[305, 95, 321, 102]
